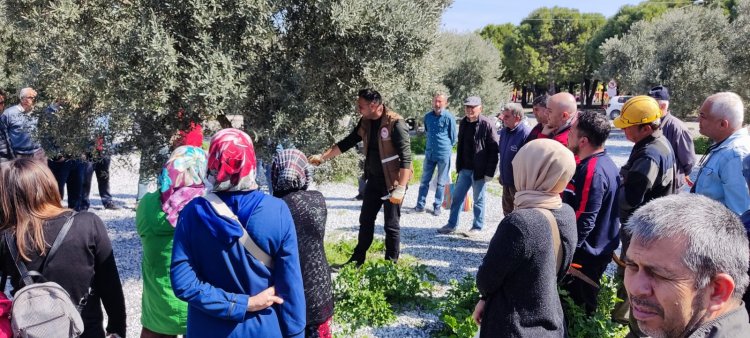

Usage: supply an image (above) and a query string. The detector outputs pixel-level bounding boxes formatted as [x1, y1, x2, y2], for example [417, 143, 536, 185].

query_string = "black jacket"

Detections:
[618, 130, 676, 226]
[477, 206, 577, 337]
[455, 115, 499, 180]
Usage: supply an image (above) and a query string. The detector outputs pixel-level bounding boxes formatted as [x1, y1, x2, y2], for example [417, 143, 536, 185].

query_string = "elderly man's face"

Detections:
[433, 95, 447, 113]
[499, 109, 521, 129]
[20, 90, 37, 112]
[624, 237, 711, 338]
[464, 105, 482, 121]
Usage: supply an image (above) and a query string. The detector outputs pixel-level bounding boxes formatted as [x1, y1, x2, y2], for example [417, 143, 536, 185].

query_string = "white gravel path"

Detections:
[84, 123, 638, 337]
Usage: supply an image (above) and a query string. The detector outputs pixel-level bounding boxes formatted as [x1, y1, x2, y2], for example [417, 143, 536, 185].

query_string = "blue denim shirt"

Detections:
[694, 128, 750, 215]
[423, 109, 456, 160]
[1, 104, 40, 155]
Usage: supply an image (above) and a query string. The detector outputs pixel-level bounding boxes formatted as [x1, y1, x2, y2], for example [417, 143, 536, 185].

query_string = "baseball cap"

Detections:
[464, 96, 482, 106]
[648, 85, 670, 101]
[613, 96, 661, 129]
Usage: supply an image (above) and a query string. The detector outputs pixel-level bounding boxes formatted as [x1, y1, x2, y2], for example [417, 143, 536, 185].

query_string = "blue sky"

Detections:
[441, 0, 645, 32]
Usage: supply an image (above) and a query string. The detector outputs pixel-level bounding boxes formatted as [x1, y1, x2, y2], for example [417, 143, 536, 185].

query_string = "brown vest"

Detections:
[358, 109, 413, 191]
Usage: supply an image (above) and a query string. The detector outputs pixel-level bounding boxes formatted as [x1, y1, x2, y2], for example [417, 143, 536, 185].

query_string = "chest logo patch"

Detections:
[381, 127, 389, 139]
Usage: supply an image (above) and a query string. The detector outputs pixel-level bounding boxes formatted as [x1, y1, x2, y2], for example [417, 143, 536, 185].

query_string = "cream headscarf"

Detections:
[512, 139, 576, 210]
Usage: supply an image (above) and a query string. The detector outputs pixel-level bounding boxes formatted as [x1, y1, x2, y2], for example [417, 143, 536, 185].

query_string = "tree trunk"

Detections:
[568, 81, 575, 94]
[521, 86, 528, 107]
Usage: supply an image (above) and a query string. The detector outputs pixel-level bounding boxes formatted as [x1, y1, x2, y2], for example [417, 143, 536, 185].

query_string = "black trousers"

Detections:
[82, 156, 112, 209]
[563, 250, 612, 314]
[48, 158, 87, 211]
[350, 177, 401, 265]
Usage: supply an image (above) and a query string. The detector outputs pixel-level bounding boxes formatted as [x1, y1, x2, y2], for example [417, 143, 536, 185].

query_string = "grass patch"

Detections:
[410, 157, 424, 185]
[432, 274, 480, 338]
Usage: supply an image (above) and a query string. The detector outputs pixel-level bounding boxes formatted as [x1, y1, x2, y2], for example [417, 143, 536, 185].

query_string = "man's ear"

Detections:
[706, 273, 736, 312]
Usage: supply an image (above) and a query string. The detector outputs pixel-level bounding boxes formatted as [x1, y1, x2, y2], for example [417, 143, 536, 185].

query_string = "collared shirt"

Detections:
[693, 128, 750, 215]
[423, 109, 456, 159]
[0, 104, 40, 154]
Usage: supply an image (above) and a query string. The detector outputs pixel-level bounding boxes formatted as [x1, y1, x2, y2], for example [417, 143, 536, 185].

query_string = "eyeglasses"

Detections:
[23, 96, 37, 101]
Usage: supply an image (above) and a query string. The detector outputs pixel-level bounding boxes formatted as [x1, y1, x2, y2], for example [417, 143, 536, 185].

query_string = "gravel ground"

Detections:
[83, 123, 638, 338]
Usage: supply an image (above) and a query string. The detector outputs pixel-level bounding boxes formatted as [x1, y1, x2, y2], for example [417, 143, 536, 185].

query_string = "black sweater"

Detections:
[0, 211, 126, 338]
[476, 206, 577, 338]
[279, 190, 334, 326]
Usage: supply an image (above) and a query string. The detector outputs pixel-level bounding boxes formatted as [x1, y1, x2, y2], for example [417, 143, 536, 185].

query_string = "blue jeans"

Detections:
[447, 169, 487, 230]
[416, 156, 450, 210]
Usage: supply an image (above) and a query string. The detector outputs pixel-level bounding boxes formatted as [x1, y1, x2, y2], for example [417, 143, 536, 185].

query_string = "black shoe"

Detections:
[353, 194, 364, 201]
[103, 202, 121, 210]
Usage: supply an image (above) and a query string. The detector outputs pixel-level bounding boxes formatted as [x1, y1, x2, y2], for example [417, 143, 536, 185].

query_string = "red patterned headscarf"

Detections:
[207, 128, 258, 192]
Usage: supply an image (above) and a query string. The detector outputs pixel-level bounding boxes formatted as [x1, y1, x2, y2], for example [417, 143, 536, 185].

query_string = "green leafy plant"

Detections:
[433, 274, 480, 338]
[693, 135, 711, 155]
[561, 274, 629, 338]
[411, 134, 427, 155]
[333, 259, 435, 332]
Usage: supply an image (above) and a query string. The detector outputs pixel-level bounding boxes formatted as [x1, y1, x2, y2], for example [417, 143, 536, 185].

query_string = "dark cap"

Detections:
[648, 85, 669, 101]
[464, 96, 482, 106]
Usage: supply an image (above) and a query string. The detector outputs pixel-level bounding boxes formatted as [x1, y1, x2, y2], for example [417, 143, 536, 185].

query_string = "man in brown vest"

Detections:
[309, 89, 413, 266]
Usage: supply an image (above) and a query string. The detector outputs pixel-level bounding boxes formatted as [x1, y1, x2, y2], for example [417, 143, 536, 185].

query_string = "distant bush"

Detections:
[694, 136, 711, 155]
[412, 134, 427, 155]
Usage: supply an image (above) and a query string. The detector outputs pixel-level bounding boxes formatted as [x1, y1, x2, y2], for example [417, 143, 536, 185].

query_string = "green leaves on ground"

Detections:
[561, 274, 629, 338]
[333, 259, 435, 332]
[432, 274, 480, 338]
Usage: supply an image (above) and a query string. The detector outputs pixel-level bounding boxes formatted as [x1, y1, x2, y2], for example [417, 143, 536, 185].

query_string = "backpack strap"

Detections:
[43, 211, 77, 269]
[204, 193, 274, 269]
[4, 211, 77, 287]
[5, 231, 33, 287]
[536, 208, 563, 274]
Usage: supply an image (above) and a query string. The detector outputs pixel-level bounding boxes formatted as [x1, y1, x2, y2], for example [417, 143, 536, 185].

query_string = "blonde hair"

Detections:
[0, 159, 68, 260]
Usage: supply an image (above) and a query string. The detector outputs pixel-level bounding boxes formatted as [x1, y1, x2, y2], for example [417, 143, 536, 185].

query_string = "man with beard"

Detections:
[562, 111, 620, 313]
[623, 194, 750, 338]
[309, 89, 412, 266]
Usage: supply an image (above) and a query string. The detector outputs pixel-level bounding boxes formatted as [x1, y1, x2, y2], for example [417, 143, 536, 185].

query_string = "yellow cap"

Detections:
[613, 96, 661, 129]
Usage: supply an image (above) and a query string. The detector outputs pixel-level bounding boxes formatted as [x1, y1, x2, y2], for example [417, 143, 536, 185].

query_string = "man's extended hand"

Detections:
[388, 185, 407, 204]
[308, 154, 324, 166]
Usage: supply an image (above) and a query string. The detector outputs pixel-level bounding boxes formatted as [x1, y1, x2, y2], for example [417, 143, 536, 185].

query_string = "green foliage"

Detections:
[586, 0, 691, 73]
[410, 157, 424, 185]
[501, 7, 605, 89]
[312, 149, 363, 185]
[325, 238, 386, 266]
[333, 259, 435, 331]
[694, 136, 712, 155]
[598, 6, 731, 117]
[434, 32, 512, 113]
[479, 23, 515, 52]
[411, 134, 427, 155]
[433, 274, 480, 338]
[561, 275, 629, 338]
[727, 0, 750, 106]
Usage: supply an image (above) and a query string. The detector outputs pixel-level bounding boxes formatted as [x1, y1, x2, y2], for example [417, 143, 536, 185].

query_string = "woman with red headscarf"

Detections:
[170, 129, 306, 337]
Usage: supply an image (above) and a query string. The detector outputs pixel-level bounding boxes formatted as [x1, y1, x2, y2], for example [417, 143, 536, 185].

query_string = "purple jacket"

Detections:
[498, 122, 531, 187]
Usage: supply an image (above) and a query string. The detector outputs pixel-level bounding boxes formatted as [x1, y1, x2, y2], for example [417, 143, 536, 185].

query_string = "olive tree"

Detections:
[598, 6, 731, 116]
